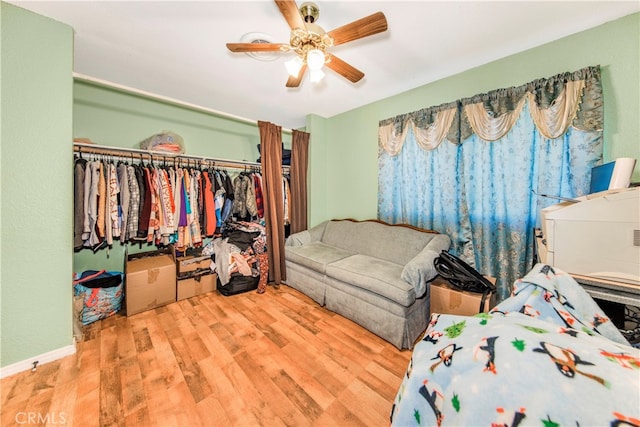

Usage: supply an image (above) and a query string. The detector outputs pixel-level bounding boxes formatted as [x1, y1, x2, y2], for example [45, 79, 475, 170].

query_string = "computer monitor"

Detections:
[589, 158, 636, 194]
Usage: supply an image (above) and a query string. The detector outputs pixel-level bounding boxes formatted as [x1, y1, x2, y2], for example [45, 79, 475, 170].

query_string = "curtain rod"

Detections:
[73, 72, 293, 134]
[73, 142, 289, 170]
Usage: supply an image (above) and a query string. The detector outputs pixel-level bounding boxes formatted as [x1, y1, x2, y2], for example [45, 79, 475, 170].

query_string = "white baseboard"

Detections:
[0, 343, 76, 379]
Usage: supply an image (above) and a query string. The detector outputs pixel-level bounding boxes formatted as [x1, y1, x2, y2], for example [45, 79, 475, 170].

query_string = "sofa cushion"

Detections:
[321, 220, 441, 265]
[325, 254, 415, 307]
[285, 241, 354, 274]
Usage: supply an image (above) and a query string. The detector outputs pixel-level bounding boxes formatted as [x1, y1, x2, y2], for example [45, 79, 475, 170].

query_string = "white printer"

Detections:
[537, 187, 640, 285]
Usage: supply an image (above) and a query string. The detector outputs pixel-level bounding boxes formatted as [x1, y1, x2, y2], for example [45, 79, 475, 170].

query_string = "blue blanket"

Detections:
[391, 264, 640, 427]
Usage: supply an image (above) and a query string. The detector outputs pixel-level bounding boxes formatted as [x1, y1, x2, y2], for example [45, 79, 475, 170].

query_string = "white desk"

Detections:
[571, 274, 640, 307]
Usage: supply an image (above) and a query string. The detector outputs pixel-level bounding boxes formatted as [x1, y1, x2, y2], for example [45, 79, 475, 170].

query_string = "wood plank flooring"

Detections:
[1, 285, 412, 427]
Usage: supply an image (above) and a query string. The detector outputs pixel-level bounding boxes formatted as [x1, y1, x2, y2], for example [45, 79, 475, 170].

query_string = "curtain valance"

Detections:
[378, 102, 458, 155]
[379, 66, 603, 154]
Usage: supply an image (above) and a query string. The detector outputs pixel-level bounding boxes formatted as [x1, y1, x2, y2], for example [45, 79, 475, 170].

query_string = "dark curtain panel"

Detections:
[258, 121, 286, 283]
[289, 129, 310, 234]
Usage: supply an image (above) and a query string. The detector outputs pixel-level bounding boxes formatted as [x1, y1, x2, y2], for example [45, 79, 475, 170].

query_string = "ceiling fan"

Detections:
[226, 1, 388, 87]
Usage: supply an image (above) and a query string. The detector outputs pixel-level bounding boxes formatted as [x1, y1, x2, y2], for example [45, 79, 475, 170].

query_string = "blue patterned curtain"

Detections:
[460, 102, 602, 299]
[378, 66, 603, 299]
[378, 127, 472, 257]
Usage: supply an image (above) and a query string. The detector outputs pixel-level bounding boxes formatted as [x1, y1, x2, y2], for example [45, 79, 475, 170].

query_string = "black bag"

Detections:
[434, 250, 496, 312]
[216, 273, 259, 296]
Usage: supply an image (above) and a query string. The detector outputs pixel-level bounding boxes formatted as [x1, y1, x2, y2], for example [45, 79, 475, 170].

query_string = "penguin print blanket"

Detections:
[390, 264, 640, 427]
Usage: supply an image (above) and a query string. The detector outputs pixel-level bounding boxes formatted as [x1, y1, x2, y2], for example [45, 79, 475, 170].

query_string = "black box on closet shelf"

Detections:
[125, 246, 176, 316]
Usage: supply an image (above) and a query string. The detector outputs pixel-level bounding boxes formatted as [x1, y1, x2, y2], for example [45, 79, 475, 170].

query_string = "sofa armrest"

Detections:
[286, 230, 312, 247]
[401, 234, 451, 296]
[285, 221, 328, 247]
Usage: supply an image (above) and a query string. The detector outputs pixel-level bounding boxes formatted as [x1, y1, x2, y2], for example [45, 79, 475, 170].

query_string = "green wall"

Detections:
[1, 3, 74, 367]
[74, 80, 272, 161]
[305, 114, 330, 227]
[317, 12, 640, 224]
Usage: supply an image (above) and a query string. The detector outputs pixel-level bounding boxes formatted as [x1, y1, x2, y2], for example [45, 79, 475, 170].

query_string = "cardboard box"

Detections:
[177, 273, 217, 301]
[176, 255, 213, 276]
[429, 276, 497, 316]
[126, 250, 176, 316]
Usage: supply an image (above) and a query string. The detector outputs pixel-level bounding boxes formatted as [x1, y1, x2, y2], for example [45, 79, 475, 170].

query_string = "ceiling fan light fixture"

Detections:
[285, 56, 304, 77]
[309, 68, 325, 83]
[227, 1, 389, 87]
[306, 48, 325, 71]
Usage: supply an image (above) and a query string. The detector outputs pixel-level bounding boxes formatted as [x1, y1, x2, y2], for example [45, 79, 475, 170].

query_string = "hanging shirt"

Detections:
[96, 161, 106, 240]
[117, 163, 130, 240]
[158, 168, 175, 241]
[179, 172, 189, 227]
[245, 174, 258, 218]
[108, 162, 120, 241]
[283, 176, 291, 226]
[253, 173, 264, 219]
[82, 162, 92, 242]
[232, 173, 248, 219]
[74, 159, 87, 249]
[111, 163, 119, 242]
[145, 167, 160, 243]
[214, 171, 226, 226]
[173, 168, 183, 229]
[189, 170, 203, 245]
[136, 166, 151, 239]
[220, 170, 234, 225]
[180, 173, 193, 247]
[126, 165, 140, 241]
[176, 172, 192, 250]
[83, 161, 101, 248]
[197, 171, 205, 234]
[202, 171, 216, 236]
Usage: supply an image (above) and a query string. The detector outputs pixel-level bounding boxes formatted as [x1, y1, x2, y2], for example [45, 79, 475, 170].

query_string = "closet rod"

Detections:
[73, 73, 293, 134]
[73, 142, 287, 171]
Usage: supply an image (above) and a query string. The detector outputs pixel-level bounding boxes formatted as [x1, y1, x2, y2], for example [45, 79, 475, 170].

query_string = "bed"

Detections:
[390, 264, 640, 427]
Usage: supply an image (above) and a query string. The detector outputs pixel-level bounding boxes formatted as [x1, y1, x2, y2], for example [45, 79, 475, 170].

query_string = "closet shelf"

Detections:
[73, 142, 289, 171]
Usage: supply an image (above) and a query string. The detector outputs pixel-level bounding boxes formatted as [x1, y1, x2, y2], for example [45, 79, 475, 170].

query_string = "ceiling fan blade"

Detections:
[325, 55, 364, 83]
[275, 0, 306, 30]
[327, 11, 388, 46]
[226, 43, 288, 53]
[286, 63, 307, 88]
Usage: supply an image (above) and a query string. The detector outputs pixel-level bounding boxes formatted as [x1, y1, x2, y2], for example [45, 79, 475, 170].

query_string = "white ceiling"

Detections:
[9, 0, 640, 130]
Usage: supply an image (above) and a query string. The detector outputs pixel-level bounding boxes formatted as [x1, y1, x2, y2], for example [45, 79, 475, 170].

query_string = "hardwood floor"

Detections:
[1, 285, 412, 426]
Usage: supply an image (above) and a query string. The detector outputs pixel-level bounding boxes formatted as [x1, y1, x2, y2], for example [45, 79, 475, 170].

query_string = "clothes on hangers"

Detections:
[73, 152, 281, 253]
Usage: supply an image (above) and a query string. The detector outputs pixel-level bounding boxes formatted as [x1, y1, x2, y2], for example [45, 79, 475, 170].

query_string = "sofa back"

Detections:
[321, 220, 441, 266]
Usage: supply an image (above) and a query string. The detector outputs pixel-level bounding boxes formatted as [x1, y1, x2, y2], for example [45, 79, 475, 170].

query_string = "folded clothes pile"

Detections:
[140, 131, 185, 154]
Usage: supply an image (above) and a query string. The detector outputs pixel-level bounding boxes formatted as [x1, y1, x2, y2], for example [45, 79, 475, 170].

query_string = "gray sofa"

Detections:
[284, 219, 451, 349]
